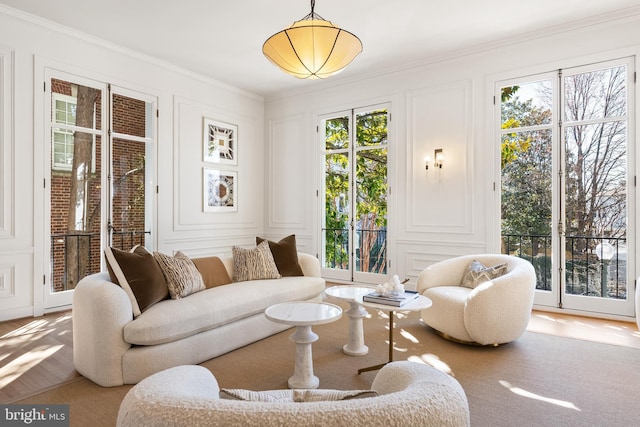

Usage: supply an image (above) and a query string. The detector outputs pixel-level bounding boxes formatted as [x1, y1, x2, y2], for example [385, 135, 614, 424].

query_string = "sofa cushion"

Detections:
[154, 251, 205, 299]
[123, 276, 326, 345]
[256, 234, 304, 277]
[191, 256, 232, 289]
[104, 246, 169, 317]
[461, 259, 508, 289]
[232, 240, 281, 282]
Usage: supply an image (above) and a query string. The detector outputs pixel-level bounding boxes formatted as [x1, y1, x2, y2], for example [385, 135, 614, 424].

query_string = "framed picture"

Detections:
[203, 118, 237, 165]
[203, 168, 237, 212]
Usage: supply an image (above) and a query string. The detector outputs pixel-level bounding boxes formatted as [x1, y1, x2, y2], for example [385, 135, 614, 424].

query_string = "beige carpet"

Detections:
[15, 303, 640, 427]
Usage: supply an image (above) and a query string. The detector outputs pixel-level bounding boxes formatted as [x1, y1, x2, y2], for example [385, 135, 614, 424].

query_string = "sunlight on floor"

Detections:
[499, 380, 581, 411]
[0, 345, 63, 388]
[399, 328, 419, 344]
[0, 330, 51, 364]
[408, 354, 454, 376]
[527, 311, 640, 349]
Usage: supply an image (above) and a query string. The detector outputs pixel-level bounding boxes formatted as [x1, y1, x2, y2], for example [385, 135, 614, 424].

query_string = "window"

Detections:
[52, 93, 95, 172]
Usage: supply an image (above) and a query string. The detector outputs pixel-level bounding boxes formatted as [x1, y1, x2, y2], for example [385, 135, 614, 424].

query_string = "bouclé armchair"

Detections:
[417, 254, 536, 345]
[116, 362, 470, 427]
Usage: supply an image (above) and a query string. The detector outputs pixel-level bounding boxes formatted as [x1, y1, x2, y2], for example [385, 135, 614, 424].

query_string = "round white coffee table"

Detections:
[265, 301, 342, 389]
[324, 285, 374, 356]
[357, 294, 432, 374]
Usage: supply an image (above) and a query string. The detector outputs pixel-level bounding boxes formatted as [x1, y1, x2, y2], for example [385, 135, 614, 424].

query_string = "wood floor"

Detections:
[1, 308, 638, 403]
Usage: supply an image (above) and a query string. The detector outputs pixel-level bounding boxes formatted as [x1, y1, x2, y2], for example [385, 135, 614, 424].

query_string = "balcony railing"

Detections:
[323, 227, 387, 274]
[50, 229, 150, 292]
[502, 234, 627, 299]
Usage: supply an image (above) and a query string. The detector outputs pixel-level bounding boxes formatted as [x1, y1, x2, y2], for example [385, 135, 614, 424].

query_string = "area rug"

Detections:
[15, 302, 640, 427]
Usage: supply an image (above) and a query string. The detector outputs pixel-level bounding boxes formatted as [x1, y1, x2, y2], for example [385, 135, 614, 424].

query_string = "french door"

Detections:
[498, 57, 635, 317]
[44, 69, 157, 310]
[319, 104, 390, 284]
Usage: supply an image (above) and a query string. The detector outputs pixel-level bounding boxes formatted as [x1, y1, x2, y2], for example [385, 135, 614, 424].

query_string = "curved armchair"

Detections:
[417, 254, 536, 345]
[117, 362, 470, 427]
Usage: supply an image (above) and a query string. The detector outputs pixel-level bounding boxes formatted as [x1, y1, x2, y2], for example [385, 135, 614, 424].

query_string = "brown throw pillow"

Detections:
[104, 246, 169, 317]
[191, 256, 232, 289]
[256, 234, 304, 277]
[153, 251, 206, 299]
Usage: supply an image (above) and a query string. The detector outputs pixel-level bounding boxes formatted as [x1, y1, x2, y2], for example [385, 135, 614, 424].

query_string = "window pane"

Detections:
[564, 120, 627, 299]
[501, 128, 553, 291]
[50, 78, 101, 131]
[112, 94, 148, 137]
[564, 66, 627, 122]
[356, 109, 387, 147]
[324, 152, 349, 270]
[325, 116, 349, 151]
[501, 80, 552, 129]
[355, 147, 387, 274]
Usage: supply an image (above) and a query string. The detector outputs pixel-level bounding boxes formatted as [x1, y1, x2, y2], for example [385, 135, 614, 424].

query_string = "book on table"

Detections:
[362, 290, 419, 307]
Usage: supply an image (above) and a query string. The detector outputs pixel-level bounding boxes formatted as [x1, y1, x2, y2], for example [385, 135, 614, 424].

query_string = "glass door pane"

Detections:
[354, 109, 388, 280]
[48, 76, 105, 308]
[110, 89, 155, 251]
[499, 78, 557, 308]
[562, 62, 632, 315]
[322, 114, 351, 281]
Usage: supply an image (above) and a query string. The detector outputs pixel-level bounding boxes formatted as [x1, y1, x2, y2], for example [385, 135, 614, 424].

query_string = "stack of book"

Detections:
[362, 290, 419, 307]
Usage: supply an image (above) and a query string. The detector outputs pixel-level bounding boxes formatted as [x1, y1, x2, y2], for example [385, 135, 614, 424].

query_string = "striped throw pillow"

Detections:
[232, 240, 281, 282]
[153, 251, 205, 299]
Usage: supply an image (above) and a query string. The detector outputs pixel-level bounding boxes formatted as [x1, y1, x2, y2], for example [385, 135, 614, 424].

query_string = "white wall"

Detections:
[0, 7, 264, 321]
[264, 14, 640, 287]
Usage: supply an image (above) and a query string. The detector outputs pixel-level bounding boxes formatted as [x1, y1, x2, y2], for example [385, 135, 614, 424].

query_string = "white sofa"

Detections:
[72, 252, 325, 387]
[116, 361, 470, 427]
[417, 254, 536, 345]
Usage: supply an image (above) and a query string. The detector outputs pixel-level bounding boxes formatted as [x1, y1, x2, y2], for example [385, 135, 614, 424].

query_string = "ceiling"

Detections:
[1, 0, 639, 98]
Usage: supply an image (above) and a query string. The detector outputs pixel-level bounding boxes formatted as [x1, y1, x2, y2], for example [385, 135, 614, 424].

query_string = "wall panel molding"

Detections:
[171, 95, 259, 232]
[399, 242, 486, 285]
[405, 80, 474, 235]
[0, 264, 16, 299]
[0, 46, 14, 239]
[266, 115, 308, 230]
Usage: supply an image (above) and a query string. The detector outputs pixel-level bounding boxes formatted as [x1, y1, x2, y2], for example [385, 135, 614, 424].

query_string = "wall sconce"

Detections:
[424, 155, 431, 170]
[434, 149, 444, 169]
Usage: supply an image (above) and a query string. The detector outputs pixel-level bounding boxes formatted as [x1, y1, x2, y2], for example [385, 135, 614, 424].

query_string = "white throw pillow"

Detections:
[220, 388, 377, 402]
[461, 260, 508, 289]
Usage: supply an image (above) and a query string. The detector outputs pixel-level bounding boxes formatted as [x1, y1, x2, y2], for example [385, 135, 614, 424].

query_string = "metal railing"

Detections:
[50, 229, 150, 292]
[502, 234, 627, 299]
[322, 227, 387, 274]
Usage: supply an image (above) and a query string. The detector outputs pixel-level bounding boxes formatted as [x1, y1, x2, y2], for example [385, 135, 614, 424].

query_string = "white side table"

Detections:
[265, 301, 342, 389]
[324, 285, 374, 356]
[357, 294, 432, 374]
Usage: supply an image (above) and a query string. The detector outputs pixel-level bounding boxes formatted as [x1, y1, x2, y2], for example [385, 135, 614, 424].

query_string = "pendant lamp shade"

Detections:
[263, 1, 362, 79]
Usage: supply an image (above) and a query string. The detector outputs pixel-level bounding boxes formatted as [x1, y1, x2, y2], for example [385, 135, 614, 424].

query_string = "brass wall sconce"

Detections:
[434, 149, 444, 169]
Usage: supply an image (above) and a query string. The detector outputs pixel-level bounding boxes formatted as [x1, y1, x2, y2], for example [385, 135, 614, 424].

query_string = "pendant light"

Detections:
[262, 0, 363, 79]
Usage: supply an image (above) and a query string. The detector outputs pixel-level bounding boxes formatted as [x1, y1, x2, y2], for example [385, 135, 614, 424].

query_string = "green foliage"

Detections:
[500, 90, 553, 242]
[501, 85, 520, 102]
[501, 117, 531, 168]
